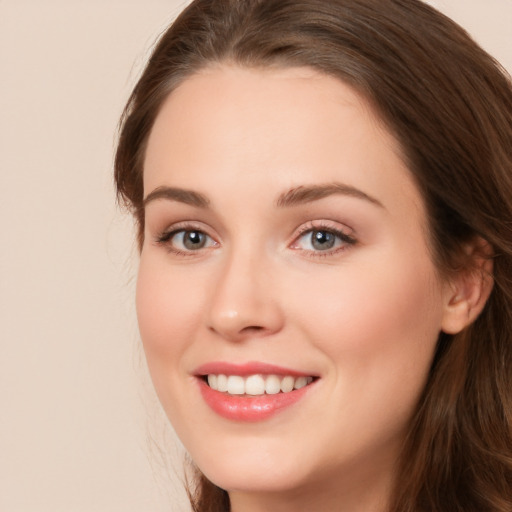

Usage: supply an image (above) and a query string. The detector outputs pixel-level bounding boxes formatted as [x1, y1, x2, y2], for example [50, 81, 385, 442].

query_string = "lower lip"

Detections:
[198, 379, 314, 422]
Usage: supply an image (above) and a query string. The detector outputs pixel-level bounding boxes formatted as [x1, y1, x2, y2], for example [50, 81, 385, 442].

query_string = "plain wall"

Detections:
[0, 1, 510, 511]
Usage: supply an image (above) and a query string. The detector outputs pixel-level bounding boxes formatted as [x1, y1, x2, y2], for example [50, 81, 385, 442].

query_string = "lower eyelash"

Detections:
[153, 223, 356, 258]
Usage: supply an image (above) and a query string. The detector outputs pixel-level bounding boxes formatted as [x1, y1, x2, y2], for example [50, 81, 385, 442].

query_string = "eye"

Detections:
[173, 230, 210, 250]
[157, 228, 217, 253]
[308, 230, 338, 250]
[291, 224, 356, 254]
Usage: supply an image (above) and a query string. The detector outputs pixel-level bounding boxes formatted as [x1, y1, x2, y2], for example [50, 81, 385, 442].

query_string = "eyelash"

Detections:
[155, 221, 357, 258]
[290, 221, 357, 258]
[155, 223, 217, 257]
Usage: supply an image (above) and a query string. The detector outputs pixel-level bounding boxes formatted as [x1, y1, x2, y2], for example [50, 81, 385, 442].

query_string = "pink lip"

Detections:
[194, 361, 314, 377]
[194, 361, 318, 422]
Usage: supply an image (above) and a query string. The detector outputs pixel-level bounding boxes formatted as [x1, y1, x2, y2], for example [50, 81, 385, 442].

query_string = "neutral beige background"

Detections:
[0, 1, 510, 511]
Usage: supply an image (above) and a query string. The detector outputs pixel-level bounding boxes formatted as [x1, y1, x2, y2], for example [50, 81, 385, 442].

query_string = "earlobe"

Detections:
[440, 238, 494, 335]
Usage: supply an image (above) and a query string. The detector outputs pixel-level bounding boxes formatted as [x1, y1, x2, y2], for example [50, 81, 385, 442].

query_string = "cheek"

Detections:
[135, 257, 205, 380]
[298, 248, 442, 346]
[290, 251, 444, 413]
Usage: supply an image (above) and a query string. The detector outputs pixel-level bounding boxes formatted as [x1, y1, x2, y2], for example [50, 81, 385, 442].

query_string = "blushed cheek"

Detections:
[293, 259, 443, 367]
[297, 263, 443, 448]
[136, 264, 169, 355]
[135, 261, 195, 410]
[135, 260, 193, 360]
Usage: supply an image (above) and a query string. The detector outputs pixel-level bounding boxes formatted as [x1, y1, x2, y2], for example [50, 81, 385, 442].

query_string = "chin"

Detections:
[191, 443, 313, 494]
[204, 465, 309, 495]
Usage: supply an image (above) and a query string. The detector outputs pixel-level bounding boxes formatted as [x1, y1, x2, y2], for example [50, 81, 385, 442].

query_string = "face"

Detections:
[138, 66, 453, 502]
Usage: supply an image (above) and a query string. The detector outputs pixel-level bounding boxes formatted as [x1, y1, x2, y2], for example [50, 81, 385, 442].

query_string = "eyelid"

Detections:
[152, 219, 356, 258]
[154, 221, 219, 255]
[289, 220, 357, 255]
[291, 219, 355, 240]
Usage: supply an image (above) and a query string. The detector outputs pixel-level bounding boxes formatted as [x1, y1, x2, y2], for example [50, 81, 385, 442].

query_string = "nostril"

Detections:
[241, 325, 265, 333]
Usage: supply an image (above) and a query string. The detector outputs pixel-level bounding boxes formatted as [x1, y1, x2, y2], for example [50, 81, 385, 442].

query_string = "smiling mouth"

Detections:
[204, 374, 316, 396]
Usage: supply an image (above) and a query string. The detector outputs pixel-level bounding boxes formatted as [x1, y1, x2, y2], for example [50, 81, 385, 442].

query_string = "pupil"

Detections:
[312, 230, 335, 250]
[184, 231, 205, 249]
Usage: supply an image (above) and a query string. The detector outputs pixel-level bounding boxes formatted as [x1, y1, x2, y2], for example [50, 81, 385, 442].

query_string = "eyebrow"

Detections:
[143, 182, 384, 210]
[143, 186, 210, 208]
[276, 183, 384, 209]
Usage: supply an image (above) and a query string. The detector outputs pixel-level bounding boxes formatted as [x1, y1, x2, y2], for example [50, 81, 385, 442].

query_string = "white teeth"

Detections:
[206, 373, 315, 395]
[207, 374, 217, 389]
[280, 375, 294, 393]
[265, 375, 281, 395]
[245, 375, 265, 395]
[294, 376, 308, 389]
[217, 374, 228, 392]
[227, 375, 245, 395]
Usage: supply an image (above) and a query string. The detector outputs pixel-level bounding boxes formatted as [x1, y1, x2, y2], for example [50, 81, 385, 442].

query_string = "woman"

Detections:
[115, 0, 512, 510]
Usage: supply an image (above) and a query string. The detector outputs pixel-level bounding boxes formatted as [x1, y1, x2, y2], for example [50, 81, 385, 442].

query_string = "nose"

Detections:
[205, 250, 284, 342]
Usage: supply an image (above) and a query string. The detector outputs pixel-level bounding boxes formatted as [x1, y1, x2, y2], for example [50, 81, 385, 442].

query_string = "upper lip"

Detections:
[194, 361, 317, 377]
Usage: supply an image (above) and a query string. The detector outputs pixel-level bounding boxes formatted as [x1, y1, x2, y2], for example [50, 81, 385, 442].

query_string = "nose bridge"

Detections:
[206, 242, 283, 341]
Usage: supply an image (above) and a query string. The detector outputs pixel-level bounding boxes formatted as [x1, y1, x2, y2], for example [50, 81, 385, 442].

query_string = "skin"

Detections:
[137, 66, 483, 512]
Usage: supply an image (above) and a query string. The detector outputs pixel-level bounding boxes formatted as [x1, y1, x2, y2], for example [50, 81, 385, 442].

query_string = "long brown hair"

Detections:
[115, 1, 512, 510]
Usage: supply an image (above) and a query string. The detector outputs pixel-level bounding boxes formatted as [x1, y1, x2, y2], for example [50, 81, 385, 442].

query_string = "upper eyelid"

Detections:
[153, 219, 356, 248]
[156, 226, 218, 255]
[157, 220, 216, 237]
[289, 220, 357, 253]
[153, 222, 218, 248]
[292, 219, 355, 238]
[293, 228, 355, 245]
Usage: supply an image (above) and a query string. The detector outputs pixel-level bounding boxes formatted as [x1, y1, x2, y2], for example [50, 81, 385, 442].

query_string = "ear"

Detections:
[441, 237, 494, 335]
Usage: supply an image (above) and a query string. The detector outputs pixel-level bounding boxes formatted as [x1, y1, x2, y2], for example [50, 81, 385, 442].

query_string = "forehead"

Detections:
[143, 65, 424, 225]
[145, 65, 390, 167]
